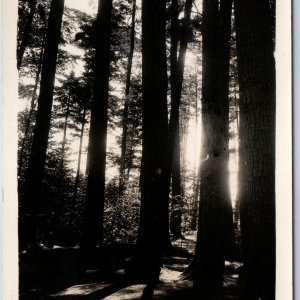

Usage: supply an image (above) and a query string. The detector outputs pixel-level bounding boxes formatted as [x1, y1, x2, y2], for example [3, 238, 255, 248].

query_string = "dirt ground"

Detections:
[19, 233, 241, 299]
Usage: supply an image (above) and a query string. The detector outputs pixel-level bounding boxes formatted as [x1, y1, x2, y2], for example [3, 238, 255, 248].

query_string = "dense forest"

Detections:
[17, 0, 276, 299]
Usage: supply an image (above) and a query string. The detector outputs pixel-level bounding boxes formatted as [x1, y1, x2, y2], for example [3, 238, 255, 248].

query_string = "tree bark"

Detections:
[128, 0, 169, 281]
[18, 0, 38, 70]
[20, 0, 65, 248]
[168, 0, 193, 240]
[170, 128, 184, 239]
[169, 0, 180, 240]
[60, 95, 71, 170]
[82, 0, 113, 252]
[191, 80, 199, 231]
[179, 112, 189, 198]
[191, 0, 234, 296]
[73, 107, 87, 203]
[18, 37, 45, 174]
[119, 0, 136, 193]
[70, 107, 87, 228]
[234, 0, 275, 298]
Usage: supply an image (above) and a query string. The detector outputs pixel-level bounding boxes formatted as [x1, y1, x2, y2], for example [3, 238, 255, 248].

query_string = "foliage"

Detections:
[111, 77, 143, 176]
[104, 178, 140, 244]
[37, 152, 86, 246]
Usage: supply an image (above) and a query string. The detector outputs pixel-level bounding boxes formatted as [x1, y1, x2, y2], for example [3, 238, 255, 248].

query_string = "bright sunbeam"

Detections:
[184, 105, 239, 207]
[228, 108, 239, 208]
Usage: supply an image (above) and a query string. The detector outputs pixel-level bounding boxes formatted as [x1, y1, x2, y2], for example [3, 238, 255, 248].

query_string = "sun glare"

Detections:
[184, 106, 239, 207]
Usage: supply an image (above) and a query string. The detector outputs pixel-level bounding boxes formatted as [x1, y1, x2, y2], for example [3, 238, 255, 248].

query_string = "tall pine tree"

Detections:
[169, 0, 193, 240]
[82, 0, 113, 253]
[20, 0, 65, 248]
[129, 0, 170, 281]
[119, 0, 137, 193]
[234, 0, 276, 298]
[188, 0, 234, 297]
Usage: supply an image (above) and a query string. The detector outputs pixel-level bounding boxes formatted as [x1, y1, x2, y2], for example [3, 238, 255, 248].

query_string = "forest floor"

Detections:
[19, 233, 242, 299]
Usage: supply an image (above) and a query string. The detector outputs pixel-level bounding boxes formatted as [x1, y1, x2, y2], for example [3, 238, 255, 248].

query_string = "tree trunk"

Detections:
[73, 107, 87, 204]
[20, 0, 65, 249]
[18, 0, 38, 70]
[70, 107, 87, 229]
[18, 37, 45, 174]
[52, 95, 71, 241]
[169, 0, 180, 240]
[168, 0, 193, 240]
[191, 0, 234, 297]
[171, 132, 181, 201]
[128, 0, 169, 281]
[82, 0, 113, 253]
[234, 0, 275, 298]
[179, 114, 188, 198]
[52, 94, 71, 241]
[60, 95, 71, 170]
[119, 0, 136, 193]
[191, 80, 199, 231]
[170, 128, 184, 239]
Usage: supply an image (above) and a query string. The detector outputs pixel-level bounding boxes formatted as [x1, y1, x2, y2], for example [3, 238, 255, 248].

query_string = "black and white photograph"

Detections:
[2, 0, 293, 299]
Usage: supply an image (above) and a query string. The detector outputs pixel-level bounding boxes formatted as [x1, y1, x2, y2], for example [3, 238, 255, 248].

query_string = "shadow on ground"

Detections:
[19, 233, 241, 299]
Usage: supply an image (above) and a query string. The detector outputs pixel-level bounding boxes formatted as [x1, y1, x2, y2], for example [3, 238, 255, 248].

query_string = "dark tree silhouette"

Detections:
[169, 0, 193, 240]
[72, 92, 89, 209]
[128, 0, 170, 281]
[187, 0, 235, 297]
[191, 77, 200, 230]
[234, 0, 276, 298]
[82, 0, 113, 253]
[119, 0, 137, 193]
[18, 34, 45, 175]
[20, 0, 65, 248]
